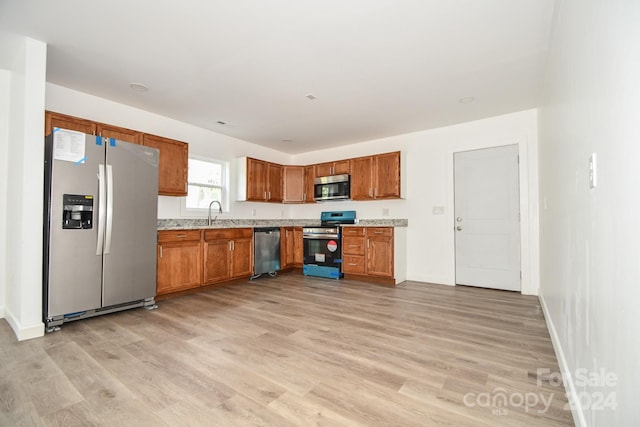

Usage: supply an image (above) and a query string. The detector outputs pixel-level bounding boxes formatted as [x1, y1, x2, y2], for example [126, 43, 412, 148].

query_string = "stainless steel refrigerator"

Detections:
[43, 129, 159, 332]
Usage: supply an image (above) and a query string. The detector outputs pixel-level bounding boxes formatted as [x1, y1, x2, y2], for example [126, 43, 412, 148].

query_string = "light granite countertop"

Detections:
[157, 218, 408, 230]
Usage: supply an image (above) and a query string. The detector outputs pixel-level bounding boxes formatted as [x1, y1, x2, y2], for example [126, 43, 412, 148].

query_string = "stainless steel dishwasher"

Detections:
[252, 227, 281, 279]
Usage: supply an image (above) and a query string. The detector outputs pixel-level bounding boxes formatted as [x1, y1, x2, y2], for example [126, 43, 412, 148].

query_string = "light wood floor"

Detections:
[0, 274, 574, 426]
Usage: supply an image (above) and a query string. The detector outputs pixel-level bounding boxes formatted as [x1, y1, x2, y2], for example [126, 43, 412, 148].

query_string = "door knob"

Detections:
[456, 226, 463, 231]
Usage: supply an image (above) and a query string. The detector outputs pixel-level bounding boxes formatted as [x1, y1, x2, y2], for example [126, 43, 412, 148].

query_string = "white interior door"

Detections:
[454, 145, 521, 291]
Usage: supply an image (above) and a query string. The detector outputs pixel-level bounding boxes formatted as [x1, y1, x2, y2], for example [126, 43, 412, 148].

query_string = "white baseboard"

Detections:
[406, 275, 452, 285]
[4, 307, 44, 341]
[539, 294, 585, 427]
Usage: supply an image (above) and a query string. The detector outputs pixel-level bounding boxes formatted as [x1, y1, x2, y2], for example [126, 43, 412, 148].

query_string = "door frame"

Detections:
[446, 138, 539, 295]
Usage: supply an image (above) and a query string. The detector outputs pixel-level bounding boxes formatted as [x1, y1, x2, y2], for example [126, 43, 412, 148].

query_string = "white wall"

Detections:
[2, 36, 47, 340]
[0, 69, 9, 318]
[292, 109, 540, 294]
[538, 0, 640, 426]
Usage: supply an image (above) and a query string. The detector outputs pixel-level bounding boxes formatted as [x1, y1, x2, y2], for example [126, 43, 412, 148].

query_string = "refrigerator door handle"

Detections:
[96, 164, 106, 255]
[105, 164, 114, 254]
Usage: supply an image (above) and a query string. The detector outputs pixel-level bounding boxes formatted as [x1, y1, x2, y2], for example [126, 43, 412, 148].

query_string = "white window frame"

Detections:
[180, 156, 230, 217]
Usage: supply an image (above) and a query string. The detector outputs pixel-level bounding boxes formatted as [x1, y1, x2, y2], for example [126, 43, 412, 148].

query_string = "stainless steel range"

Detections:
[302, 211, 356, 279]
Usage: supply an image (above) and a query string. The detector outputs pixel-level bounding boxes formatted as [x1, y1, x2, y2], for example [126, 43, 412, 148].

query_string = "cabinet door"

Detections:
[97, 123, 141, 145]
[350, 156, 374, 200]
[315, 160, 350, 176]
[157, 240, 202, 294]
[293, 227, 304, 266]
[343, 236, 365, 255]
[374, 151, 401, 199]
[45, 111, 96, 136]
[283, 166, 304, 203]
[280, 228, 295, 268]
[343, 255, 365, 274]
[247, 158, 268, 201]
[203, 239, 231, 284]
[303, 166, 315, 203]
[314, 162, 333, 177]
[231, 237, 253, 278]
[267, 163, 283, 202]
[142, 134, 189, 196]
[333, 159, 351, 175]
[367, 234, 394, 278]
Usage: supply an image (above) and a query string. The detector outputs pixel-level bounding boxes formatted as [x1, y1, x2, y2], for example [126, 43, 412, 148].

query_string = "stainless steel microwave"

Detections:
[314, 174, 350, 201]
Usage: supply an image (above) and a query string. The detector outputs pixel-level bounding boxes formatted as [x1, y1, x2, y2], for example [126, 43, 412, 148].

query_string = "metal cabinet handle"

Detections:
[347, 263, 357, 266]
[367, 239, 370, 248]
[159, 245, 163, 258]
[268, 191, 271, 199]
[176, 234, 187, 238]
[374, 231, 384, 234]
[263, 191, 267, 200]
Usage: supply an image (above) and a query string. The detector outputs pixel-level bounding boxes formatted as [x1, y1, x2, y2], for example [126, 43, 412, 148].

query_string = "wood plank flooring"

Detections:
[0, 274, 574, 426]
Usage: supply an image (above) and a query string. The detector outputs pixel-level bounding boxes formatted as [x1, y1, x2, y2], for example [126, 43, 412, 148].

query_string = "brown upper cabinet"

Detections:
[282, 165, 315, 203]
[315, 159, 350, 177]
[303, 165, 315, 203]
[96, 123, 141, 145]
[242, 157, 283, 202]
[44, 111, 189, 197]
[239, 151, 400, 204]
[45, 111, 95, 136]
[373, 151, 401, 199]
[283, 166, 305, 203]
[351, 151, 401, 200]
[267, 163, 283, 202]
[142, 134, 189, 197]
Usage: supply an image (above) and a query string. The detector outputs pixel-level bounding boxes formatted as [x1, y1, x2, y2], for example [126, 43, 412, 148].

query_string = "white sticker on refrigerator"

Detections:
[315, 253, 326, 263]
[53, 129, 86, 163]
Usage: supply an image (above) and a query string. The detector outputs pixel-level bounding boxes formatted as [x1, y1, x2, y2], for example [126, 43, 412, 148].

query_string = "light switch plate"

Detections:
[432, 206, 445, 215]
[589, 153, 597, 189]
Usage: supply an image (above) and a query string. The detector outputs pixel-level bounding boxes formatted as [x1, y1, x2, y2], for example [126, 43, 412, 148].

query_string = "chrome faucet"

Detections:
[208, 200, 223, 225]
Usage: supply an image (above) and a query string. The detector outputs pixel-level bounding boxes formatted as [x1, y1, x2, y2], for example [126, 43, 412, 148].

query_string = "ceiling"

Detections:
[0, 0, 556, 154]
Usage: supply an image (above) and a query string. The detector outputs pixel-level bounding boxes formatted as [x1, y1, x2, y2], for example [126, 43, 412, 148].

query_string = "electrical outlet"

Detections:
[251, 209, 256, 217]
[382, 208, 390, 216]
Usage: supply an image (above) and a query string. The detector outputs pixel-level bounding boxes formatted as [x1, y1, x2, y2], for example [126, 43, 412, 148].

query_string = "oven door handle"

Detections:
[303, 234, 340, 239]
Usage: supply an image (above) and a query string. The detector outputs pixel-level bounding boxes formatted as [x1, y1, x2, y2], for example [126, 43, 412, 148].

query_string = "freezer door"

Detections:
[46, 132, 104, 317]
[102, 140, 159, 306]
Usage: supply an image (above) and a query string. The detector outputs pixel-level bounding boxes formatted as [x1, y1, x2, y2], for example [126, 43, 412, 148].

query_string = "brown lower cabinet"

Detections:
[203, 228, 253, 285]
[156, 230, 203, 295]
[342, 227, 394, 283]
[157, 228, 253, 296]
[281, 227, 304, 269]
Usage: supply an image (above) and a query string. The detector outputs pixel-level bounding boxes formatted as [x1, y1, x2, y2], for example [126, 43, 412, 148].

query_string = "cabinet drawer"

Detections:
[342, 227, 365, 236]
[367, 227, 393, 237]
[204, 228, 253, 241]
[342, 236, 365, 255]
[342, 255, 365, 274]
[158, 230, 202, 243]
